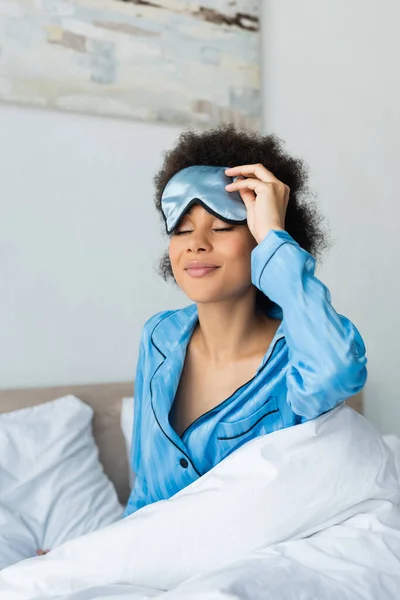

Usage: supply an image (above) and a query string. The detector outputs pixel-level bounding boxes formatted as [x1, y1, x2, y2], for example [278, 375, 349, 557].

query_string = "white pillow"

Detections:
[120, 397, 134, 489]
[0, 395, 123, 570]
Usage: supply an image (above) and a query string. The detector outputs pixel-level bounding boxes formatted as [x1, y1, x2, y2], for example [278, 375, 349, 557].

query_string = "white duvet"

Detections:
[1, 405, 400, 600]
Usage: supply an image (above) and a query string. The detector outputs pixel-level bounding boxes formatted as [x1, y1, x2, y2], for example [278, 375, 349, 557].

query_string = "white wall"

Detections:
[0, 108, 187, 387]
[1, 0, 399, 433]
[261, 0, 400, 434]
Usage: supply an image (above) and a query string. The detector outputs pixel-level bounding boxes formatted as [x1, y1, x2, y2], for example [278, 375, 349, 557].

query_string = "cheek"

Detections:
[168, 236, 181, 260]
[168, 239, 182, 280]
[223, 234, 254, 270]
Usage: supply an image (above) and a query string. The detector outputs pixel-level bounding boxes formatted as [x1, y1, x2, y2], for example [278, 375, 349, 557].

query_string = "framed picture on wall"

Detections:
[0, 0, 261, 130]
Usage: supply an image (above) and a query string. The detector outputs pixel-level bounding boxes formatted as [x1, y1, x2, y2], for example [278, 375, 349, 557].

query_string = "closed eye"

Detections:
[173, 230, 192, 236]
[174, 227, 234, 236]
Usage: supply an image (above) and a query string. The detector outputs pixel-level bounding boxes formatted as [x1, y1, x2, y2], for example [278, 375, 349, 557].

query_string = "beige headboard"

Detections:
[0, 382, 134, 505]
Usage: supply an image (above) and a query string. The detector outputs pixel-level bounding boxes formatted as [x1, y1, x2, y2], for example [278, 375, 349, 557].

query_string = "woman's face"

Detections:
[169, 204, 257, 304]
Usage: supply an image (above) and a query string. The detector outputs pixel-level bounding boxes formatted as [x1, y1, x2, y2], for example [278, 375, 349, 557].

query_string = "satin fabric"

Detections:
[160, 165, 247, 234]
[123, 229, 367, 517]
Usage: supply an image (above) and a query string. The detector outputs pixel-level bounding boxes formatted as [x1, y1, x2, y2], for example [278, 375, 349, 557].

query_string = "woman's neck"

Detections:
[193, 292, 278, 365]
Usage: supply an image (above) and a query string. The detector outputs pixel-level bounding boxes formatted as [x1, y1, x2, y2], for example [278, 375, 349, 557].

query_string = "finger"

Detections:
[225, 177, 268, 193]
[225, 164, 279, 184]
[226, 177, 290, 201]
[226, 177, 258, 209]
[238, 186, 256, 209]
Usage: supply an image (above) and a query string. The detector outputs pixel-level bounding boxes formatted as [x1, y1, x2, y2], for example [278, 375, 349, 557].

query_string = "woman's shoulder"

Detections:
[140, 304, 197, 349]
[140, 309, 183, 345]
[143, 309, 176, 331]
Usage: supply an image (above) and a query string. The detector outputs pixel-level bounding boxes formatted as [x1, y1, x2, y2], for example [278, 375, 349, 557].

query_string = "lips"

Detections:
[185, 263, 219, 277]
[185, 266, 220, 278]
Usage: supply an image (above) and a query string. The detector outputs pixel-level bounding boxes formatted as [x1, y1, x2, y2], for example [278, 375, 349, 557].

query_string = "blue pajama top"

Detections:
[123, 229, 367, 517]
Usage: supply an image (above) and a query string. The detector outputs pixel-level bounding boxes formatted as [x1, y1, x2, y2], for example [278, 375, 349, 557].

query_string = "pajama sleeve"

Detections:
[122, 333, 149, 518]
[251, 230, 367, 420]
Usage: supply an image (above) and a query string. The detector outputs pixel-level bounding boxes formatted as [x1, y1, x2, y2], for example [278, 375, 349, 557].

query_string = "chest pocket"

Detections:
[216, 395, 282, 442]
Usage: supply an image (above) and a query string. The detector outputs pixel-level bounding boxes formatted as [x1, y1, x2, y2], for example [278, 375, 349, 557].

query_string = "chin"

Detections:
[186, 293, 223, 304]
[180, 283, 235, 305]
[174, 270, 249, 305]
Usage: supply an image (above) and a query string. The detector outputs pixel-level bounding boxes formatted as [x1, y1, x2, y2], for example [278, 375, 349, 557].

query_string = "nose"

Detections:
[186, 229, 212, 253]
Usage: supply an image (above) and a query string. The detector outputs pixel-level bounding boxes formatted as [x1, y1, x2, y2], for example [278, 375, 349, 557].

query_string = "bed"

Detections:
[0, 391, 399, 600]
[0, 383, 364, 508]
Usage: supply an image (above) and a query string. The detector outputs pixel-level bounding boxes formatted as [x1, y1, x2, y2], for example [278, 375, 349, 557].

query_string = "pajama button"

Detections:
[180, 458, 188, 468]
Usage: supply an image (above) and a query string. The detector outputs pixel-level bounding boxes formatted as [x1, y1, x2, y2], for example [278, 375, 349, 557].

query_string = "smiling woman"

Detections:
[169, 204, 258, 305]
[122, 124, 367, 519]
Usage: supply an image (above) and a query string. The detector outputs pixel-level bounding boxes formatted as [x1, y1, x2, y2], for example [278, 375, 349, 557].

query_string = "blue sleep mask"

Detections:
[160, 165, 247, 234]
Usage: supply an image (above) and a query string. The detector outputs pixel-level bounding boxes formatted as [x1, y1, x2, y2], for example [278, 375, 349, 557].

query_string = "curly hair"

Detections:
[154, 124, 329, 307]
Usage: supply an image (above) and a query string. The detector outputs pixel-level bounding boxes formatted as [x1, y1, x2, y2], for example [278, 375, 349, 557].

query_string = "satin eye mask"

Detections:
[160, 165, 247, 234]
